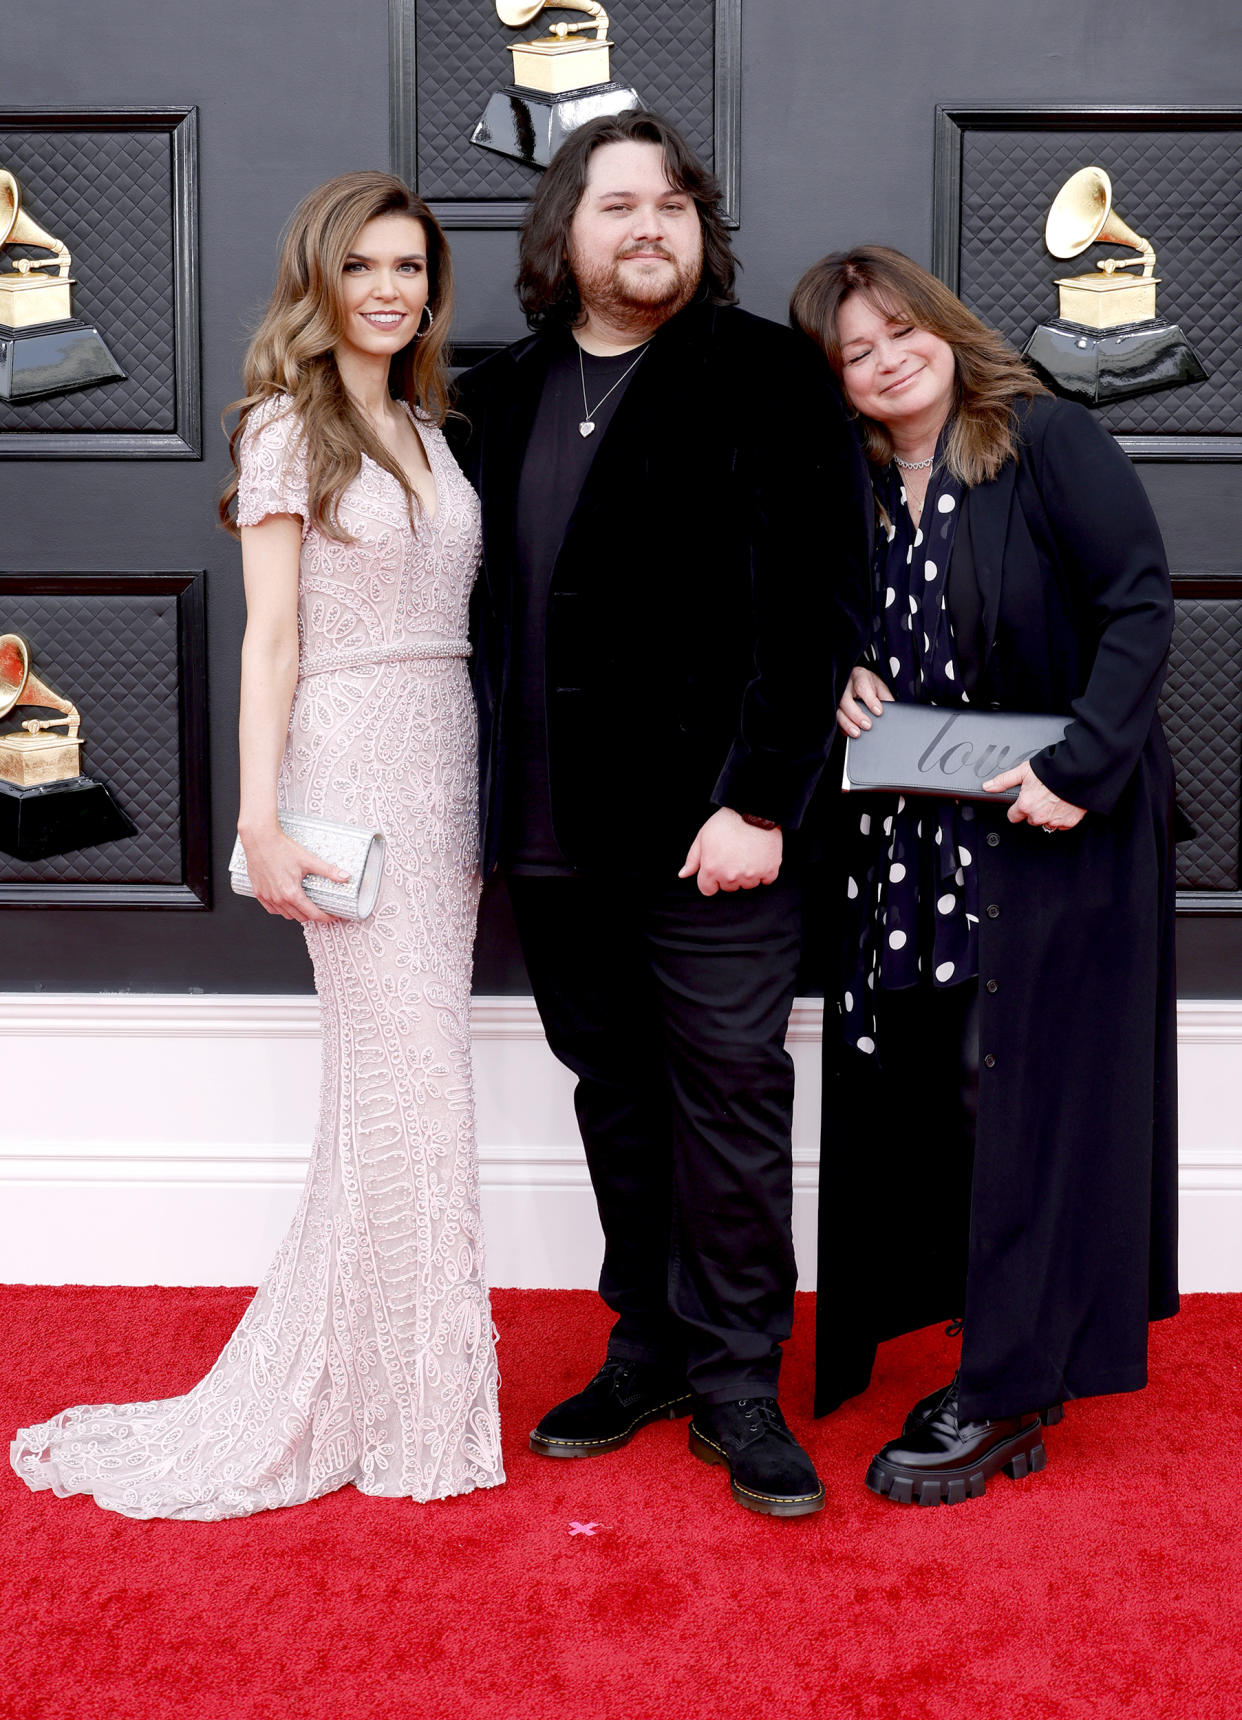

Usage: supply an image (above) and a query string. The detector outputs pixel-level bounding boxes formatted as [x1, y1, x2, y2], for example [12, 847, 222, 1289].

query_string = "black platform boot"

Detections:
[903, 1372, 1064, 1435]
[868, 1380, 1047, 1507]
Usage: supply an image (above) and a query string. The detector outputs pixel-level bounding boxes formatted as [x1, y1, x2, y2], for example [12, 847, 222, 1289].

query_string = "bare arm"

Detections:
[237, 516, 347, 924]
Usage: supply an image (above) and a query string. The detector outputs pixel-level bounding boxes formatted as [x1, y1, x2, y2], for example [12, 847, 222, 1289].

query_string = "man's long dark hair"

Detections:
[517, 110, 738, 331]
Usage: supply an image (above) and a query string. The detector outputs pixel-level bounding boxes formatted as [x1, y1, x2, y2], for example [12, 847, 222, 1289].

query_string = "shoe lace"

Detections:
[927, 1380, 962, 1438]
[736, 1398, 786, 1434]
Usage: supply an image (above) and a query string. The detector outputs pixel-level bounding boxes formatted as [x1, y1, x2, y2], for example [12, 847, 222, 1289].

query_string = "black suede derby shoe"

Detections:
[529, 1358, 692, 1458]
[868, 1381, 1047, 1507]
[688, 1398, 825, 1518]
[903, 1374, 1064, 1436]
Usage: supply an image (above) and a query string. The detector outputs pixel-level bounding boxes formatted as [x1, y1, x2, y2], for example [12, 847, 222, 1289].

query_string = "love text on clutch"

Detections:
[916, 713, 1044, 783]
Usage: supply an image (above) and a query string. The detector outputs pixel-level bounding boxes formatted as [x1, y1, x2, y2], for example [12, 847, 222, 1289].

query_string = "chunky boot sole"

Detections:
[1041, 1403, 1064, 1426]
[865, 1420, 1047, 1508]
[688, 1425, 826, 1518]
[529, 1394, 692, 1458]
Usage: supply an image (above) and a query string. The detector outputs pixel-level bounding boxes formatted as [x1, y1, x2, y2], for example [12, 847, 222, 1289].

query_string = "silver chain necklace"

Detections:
[578, 340, 649, 437]
[893, 453, 936, 471]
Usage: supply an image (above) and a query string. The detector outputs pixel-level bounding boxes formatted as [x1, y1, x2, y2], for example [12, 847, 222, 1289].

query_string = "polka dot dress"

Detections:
[841, 454, 979, 1058]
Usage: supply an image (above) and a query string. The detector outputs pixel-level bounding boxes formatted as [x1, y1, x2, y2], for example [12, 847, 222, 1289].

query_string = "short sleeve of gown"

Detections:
[235, 397, 311, 531]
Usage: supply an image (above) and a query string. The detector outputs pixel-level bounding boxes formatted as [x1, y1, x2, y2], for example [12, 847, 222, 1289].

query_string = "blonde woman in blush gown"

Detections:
[10, 173, 504, 1520]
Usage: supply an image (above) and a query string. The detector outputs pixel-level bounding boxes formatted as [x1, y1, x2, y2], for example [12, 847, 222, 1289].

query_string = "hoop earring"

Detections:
[415, 303, 435, 338]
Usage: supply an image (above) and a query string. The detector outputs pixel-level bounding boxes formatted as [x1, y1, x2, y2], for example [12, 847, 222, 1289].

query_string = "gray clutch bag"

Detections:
[842, 704, 1070, 802]
[229, 811, 385, 920]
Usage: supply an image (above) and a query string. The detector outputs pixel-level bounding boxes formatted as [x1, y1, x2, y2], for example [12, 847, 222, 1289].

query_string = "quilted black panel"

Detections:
[0, 129, 176, 433]
[414, 0, 716, 202]
[1161, 597, 1242, 891]
[956, 128, 1242, 437]
[0, 594, 183, 883]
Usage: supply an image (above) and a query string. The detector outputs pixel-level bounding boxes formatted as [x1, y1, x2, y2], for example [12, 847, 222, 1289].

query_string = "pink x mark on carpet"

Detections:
[568, 1521, 603, 1537]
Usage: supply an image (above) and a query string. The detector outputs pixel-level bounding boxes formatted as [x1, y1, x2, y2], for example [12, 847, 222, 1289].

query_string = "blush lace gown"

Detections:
[10, 397, 505, 1520]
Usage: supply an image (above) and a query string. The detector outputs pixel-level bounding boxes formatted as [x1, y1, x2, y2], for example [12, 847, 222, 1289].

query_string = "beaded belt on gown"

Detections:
[298, 636, 471, 678]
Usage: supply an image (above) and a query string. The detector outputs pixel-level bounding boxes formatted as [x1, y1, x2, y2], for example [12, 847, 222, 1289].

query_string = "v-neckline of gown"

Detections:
[368, 400, 440, 527]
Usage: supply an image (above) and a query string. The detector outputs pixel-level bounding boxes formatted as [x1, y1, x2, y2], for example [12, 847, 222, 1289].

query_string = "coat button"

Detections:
[986, 979, 998, 993]
[987, 832, 1000, 847]
[986, 903, 1000, 918]
[983, 1053, 996, 1068]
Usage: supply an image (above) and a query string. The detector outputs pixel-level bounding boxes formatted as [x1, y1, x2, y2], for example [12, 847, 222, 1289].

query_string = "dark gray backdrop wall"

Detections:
[1, 0, 1239, 995]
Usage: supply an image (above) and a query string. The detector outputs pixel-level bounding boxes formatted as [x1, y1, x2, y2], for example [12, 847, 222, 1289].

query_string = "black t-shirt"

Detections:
[505, 334, 649, 872]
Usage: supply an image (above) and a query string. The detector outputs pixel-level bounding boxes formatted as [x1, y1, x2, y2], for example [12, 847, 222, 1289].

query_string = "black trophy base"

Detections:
[1022, 316, 1209, 407]
[0, 317, 126, 403]
[471, 82, 642, 169]
[0, 775, 135, 862]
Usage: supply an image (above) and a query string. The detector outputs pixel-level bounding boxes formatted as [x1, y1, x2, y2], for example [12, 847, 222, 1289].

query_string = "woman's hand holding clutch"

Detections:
[837, 665, 895, 738]
[983, 760, 1087, 833]
[237, 823, 351, 924]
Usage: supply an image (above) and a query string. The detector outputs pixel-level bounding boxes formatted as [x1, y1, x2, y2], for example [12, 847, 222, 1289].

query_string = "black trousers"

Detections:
[506, 869, 804, 1404]
[815, 976, 980, 1415]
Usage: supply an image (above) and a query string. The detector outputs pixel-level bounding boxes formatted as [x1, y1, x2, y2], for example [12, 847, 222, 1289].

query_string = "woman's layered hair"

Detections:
[220, 172, 453, 540]
[517, 109, 737, 330]
[790, 245, 1047, 487]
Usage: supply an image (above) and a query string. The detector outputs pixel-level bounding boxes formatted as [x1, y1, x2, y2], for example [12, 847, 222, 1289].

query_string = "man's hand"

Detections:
[678, 807, 783, 897]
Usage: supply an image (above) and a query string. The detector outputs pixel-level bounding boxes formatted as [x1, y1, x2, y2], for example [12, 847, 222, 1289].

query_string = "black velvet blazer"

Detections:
[450, 303, 872, 875]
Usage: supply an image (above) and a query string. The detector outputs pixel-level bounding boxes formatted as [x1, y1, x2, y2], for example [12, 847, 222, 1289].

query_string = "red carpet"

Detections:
[1, 1287, 1240, 1720]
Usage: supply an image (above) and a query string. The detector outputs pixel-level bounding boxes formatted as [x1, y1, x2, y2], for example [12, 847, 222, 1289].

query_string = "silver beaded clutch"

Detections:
[229, 811, 385, 921]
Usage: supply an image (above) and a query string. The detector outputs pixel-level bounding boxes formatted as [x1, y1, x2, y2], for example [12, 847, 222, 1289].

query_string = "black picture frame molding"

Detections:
[390, 0, 741, 230]
[0, 571, 210, 908]
[0, 106, 201, 460]
[933, 105, 1242, 463]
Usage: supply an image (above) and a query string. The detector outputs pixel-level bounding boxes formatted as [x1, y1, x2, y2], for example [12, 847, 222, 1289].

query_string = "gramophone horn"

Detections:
[1045, 165, 1155, 277]
[496, 0, 546, 25]
[0, 632, 79, 732]
[0, 169, 71, 278]
[0, 633, 30, 720]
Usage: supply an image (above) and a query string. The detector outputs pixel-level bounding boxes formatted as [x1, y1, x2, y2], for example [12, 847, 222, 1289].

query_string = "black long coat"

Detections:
[815, 395, 1180, 1424]
[450, 304, 872, 876]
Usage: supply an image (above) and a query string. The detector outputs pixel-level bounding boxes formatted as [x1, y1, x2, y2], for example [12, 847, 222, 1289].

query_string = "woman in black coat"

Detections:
[791, 246, 1179, 1507]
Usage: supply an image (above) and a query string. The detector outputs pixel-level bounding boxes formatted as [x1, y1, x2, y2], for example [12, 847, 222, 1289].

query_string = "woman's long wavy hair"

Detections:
[790, 245, 1047, 487]
[220, 172, 454, 540]
[517, 109, 737, 331]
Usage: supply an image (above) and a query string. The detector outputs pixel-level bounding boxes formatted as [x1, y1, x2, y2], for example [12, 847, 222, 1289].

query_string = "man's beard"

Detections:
[571, 242, 702, 335]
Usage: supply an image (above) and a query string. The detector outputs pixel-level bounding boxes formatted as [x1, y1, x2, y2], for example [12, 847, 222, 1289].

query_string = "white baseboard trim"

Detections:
[1, 994, 1238, 1291]
[0, 993, 830, 1041]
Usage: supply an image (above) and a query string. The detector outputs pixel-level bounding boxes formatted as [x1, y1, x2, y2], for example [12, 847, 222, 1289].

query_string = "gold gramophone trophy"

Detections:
[0, 168, 125, 402]
[471, 1, 642, 169]
[1022, 166, 1207, 406]
[0, 634, 134, 861]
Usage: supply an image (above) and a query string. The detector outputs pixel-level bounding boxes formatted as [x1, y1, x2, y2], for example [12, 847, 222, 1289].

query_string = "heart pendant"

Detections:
[578, 420, 595, 437]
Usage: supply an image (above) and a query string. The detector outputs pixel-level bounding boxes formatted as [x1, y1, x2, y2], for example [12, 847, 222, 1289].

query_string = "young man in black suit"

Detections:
[452, 111, 870, 1516]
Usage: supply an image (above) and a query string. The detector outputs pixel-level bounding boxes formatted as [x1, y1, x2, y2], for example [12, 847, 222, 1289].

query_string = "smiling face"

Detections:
[567, 139, 703, 329]
[334, 212, 429, 364]
[836, 292, 957, 440]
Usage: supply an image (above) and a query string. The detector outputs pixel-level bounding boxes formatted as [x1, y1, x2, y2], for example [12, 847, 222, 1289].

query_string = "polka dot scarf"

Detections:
[841, 455, 979, 1058]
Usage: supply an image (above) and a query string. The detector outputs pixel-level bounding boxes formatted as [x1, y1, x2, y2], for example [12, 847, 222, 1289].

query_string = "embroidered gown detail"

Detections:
[10, 396, 504, 1520]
